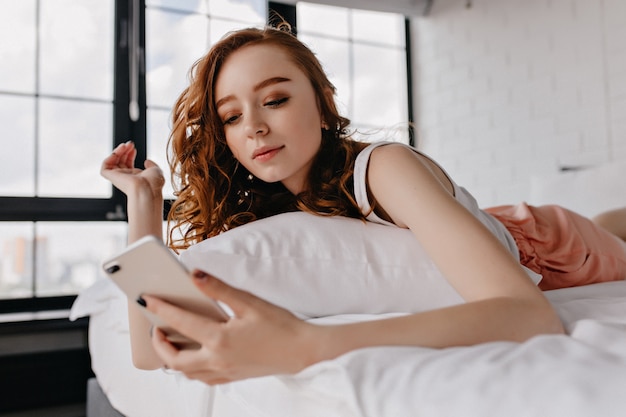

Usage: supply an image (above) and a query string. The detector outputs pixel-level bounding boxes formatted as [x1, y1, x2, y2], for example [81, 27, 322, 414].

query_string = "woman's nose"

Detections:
[244, 112, 269, 138]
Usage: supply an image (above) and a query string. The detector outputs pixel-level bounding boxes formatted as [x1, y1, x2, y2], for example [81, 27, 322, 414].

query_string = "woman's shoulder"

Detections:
[355, 141, 413, 165]
[360, 140, 412, 152]
[365, 141, 456, 199]
[368, 141, 414, 156]
[354, 141, 404, 180]
[354, 141, 429, 185]
[364, 141, 438, 172]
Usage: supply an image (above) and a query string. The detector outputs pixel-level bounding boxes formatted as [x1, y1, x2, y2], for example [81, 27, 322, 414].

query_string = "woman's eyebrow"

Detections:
[254, 76, 291, 92]
[216, 77, 292, 109]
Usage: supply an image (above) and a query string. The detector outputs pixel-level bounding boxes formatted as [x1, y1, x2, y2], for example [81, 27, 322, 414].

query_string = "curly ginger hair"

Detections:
[166, 26, 369, 252]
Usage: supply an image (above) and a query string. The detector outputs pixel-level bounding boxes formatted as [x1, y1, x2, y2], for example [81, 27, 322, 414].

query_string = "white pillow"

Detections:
[179, 212, 464, 319]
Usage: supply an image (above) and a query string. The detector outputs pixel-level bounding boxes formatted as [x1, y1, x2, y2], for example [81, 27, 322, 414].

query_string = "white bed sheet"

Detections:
[71, 279, 626, 417]
[70, 279, 216, 417]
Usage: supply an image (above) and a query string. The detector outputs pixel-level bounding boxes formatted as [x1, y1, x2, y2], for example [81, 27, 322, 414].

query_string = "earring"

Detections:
[237, 173, 255, 206]
[321, 121, 330, 130]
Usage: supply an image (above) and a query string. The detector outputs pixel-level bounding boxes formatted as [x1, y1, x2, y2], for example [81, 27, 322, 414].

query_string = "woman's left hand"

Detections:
[142, 270, 321, 385]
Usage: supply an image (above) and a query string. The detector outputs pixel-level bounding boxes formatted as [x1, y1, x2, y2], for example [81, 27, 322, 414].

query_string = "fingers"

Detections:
[151, 329, 232, 385]
[114, 141, 136, 168]
[103, 143, 164, 175]
[145, 272, 305, 384]
[191, 270, 264, 316]
[102, 141, 136, 171]
[144, 159, 159, 169]
[142, 294, 221, 345]
[150, 326, 181, 364]
[101, 148, 122, 172]
[121, 143, 137, 168]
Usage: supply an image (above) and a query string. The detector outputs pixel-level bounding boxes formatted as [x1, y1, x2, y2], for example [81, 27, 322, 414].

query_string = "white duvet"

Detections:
[71, 279, 626, 417]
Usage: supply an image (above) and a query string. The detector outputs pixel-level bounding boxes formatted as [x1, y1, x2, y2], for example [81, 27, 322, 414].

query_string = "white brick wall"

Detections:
[411, 0, 626, 207]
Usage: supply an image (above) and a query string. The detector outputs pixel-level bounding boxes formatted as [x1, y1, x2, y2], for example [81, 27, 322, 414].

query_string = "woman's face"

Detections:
[214, 43, 324, 195]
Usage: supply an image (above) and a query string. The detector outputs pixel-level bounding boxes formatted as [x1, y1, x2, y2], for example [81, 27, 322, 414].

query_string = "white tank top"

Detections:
[353, 142, 542, 284]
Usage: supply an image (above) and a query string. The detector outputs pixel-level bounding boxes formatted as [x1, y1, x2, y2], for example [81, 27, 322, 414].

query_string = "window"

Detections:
[0, 0, 115, 199]
[0, 0, 126, 306]
[0, 0, 410, 312]
[296, 2, 412, 144]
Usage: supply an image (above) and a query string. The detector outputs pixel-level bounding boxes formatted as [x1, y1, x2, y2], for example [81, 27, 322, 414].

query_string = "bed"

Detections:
[71, 161, 626, 417]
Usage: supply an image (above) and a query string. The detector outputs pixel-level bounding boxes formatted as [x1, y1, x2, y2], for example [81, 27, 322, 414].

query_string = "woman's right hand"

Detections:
[100, 141, 165, 198]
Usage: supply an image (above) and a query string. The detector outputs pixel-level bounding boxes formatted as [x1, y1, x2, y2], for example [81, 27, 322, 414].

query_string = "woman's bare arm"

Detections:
[101, 141, 166, 369]
[297, 144, 564, 362]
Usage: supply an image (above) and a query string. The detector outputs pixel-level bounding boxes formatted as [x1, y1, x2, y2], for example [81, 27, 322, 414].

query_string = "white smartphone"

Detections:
[102, 235, 229, 346]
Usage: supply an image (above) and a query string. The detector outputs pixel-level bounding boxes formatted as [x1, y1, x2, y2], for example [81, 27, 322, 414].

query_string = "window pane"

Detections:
[298, 34, 351, 117]
[147, 108, 175, 199]
[210, 18, 260, 44]
[351, 9, 405, 46]
[146, 9, 209, 108]
[298, 3, 409, 145]
[35, 222, 127, 297]
[0, 0, 36, 94]
[0, 96, 35, 196]
[209, 0, 265, 22]
[147, 0, 207, 13]
[38, 98, 112, 197]
[297, 3, 349, 38]
[353, 44, 407, 128]
[39, 0, 114, 100]
[0, 223, 34, 299]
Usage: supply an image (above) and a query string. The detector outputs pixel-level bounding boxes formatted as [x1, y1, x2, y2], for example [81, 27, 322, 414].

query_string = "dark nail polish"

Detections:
[136, 296, 147, 307]
[193, 270, 208, 280]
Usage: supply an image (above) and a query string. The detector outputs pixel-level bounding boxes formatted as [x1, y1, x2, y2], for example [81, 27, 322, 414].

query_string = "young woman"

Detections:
[101, 25, 626, 385]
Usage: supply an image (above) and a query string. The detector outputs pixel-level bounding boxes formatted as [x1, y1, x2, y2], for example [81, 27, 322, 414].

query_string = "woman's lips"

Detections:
[252, 145, 284, 161]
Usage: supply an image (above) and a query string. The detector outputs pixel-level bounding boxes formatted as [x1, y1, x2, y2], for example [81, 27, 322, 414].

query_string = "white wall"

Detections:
[411, 0, 626, 207]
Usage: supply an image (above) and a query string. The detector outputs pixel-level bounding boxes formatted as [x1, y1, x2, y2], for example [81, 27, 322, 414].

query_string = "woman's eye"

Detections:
[223, 115, 239, 125]
[265, 97, 289, 107]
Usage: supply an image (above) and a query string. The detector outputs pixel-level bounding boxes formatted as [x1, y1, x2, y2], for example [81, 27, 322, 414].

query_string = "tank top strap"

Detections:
[354, 142, 401, 226]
